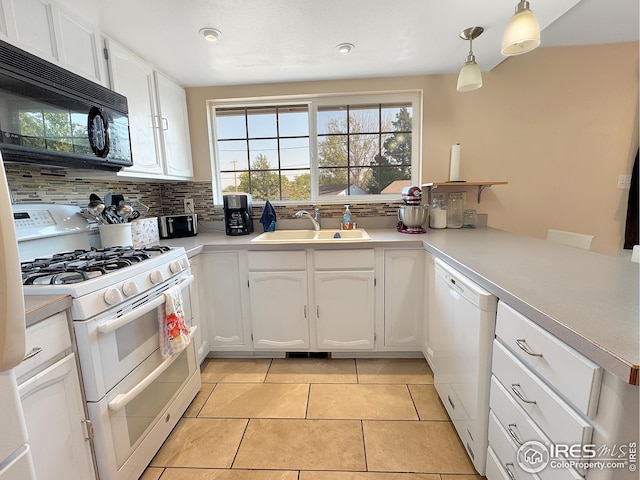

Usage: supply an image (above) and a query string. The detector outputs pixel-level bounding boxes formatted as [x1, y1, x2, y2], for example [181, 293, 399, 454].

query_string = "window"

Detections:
[210, 92, 421, 203]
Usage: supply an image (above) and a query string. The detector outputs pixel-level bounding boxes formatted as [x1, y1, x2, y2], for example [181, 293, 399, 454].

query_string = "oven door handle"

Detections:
[108, 325, 198, 412]
[97, 274, 194, 334]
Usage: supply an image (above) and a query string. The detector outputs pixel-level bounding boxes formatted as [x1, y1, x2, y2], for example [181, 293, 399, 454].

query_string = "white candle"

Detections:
[449, 143, 461, 181]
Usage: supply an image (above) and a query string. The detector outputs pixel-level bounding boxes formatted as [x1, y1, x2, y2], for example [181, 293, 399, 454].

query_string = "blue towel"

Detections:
[260, 201, 277, 232]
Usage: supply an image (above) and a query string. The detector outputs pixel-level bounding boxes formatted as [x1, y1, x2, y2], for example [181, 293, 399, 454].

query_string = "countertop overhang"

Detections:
[162, 227, 640, 385]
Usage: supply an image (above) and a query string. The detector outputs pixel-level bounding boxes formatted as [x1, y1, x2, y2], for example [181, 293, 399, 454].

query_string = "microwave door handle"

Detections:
[97, 275, 194, 334]
[108, 325, 198, 412]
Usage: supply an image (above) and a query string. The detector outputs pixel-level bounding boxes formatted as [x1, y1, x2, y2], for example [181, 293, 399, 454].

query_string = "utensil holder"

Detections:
[99, 223, 133, 248]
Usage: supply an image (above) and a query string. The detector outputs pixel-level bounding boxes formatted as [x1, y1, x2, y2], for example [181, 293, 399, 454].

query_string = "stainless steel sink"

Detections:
[251, 228, 371, 243]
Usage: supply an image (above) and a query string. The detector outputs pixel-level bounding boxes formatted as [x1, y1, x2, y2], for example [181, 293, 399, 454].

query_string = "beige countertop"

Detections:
[161, 227, 639, 385]
[24, 295, 71, 328]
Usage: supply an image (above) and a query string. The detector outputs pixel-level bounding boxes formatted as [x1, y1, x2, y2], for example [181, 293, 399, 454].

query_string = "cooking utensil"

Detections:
[116, 203, 133, 221]
[102, 206, 122, 224]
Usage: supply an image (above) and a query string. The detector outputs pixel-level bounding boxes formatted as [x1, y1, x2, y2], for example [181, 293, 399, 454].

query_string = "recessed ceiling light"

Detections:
[336, 43, 355, 54]
[199, 28, 221, 42]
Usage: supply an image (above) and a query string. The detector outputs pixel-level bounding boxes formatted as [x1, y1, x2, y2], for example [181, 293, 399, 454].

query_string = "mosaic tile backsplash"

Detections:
[5, 164, 404, 223]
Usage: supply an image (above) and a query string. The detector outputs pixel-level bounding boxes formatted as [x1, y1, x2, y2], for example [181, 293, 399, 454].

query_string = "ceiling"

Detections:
[62, 0, 639, 88]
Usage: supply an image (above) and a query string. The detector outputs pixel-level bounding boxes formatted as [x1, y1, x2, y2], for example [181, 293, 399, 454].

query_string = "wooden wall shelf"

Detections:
[422, 182, 508, 203]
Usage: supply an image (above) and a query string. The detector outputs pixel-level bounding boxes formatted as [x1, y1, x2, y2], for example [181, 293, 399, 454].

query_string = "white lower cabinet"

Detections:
[314, 270, 375, 350]
[487, 300, 639, 480]
[249, 270, 309, 350]
[187, 255, 209, 363]
[199, 252, 250, 352]
[19, 355, 95, 480]
[245, 249, 376, 352]
[16, 311, 96, 480]
[383, 249, 424, 348]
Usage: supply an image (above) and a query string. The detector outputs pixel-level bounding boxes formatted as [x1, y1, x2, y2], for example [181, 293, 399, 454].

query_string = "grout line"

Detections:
[354, 358, 360, 384]
[305, 383, 311, 419]
[360, 419, 368, 472]
[263, 358, 273, 383]
[406, 384, 422, 420]
[228, 418, 251, 470]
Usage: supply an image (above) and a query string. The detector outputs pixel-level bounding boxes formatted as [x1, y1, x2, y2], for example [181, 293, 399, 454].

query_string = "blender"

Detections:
[397, 186, 429, 234]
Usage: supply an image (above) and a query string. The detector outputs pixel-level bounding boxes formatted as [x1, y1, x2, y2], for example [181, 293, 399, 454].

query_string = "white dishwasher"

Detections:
[430, 258, 497, 475]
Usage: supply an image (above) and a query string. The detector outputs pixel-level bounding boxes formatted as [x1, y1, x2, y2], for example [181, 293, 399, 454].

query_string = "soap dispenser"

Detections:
[342, 204, 354, 230]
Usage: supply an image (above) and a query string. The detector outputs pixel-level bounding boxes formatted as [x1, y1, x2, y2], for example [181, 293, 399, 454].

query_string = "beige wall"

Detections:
[186, 42, 639, 256]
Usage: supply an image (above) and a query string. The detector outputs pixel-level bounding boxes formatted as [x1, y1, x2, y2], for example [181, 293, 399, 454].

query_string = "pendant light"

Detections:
[456, 26, 483, 92]
[502, 0, 540, 55]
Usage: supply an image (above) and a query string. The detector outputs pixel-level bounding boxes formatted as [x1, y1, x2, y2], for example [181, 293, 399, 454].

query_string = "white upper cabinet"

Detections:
[154, 71, 194, 179]
[105, 38, 193, 180]
[106, 38, 163, 176]
[1, 0, 106, 85]
[52, 7, 105, 84]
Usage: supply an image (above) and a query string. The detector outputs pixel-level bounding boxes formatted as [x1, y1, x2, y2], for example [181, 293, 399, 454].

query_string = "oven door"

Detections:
[73, 273, 194, 402]
[87, 327, 199, 480]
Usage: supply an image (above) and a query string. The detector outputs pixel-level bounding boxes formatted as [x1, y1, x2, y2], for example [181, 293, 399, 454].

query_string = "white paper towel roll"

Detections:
[449, 143, 461, 181]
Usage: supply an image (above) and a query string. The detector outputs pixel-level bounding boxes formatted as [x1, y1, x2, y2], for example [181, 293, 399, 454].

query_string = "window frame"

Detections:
[208, 90, 422, 205]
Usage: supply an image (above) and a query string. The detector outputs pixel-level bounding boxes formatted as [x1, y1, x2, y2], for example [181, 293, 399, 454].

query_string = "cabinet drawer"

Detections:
[488, 411, 540, 480]
[490, 376, 584, 479]
[314, 249, 374, 270]
[496, 302, 601, 418]
[14, 312, 71, 381]
[492, 340, 593, 450]
[486, 446, 515, 480]
[247, 250, 306, 270]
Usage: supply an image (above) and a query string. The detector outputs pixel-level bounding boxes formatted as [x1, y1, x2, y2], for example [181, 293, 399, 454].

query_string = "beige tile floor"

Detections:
[142, 358, 485, 480]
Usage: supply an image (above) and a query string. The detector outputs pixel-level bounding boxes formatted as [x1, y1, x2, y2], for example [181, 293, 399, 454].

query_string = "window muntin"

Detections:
[211, 93, 420, 203]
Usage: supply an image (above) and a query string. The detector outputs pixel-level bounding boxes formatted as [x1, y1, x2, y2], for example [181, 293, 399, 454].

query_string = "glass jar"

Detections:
[463, 209, 477, 228]
[429, 193, 447, 229]
[446, 192, 464, 228]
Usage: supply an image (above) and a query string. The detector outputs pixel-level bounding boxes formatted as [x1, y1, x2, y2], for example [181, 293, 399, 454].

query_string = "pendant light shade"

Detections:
[502, 0, 540, 55]
[457, 61, 482, 92]
[456, 27, 483, 92]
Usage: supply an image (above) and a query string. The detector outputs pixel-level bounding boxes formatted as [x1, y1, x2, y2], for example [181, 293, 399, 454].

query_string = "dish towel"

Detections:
[260, 201, 277, 232]
[158, 285, 190, 358]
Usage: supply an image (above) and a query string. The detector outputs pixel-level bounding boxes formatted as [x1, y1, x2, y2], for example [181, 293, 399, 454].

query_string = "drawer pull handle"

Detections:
[448, 394, 456, 410]
[23, 347, 42, 361]
[511, 383, 537, 404]
[516, 338, 543, 357]
[505, 462, 517, 480]
[507, 423, 523, 446]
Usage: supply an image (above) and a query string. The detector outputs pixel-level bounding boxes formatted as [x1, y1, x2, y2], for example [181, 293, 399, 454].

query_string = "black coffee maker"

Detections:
[223, 194, 254, 235]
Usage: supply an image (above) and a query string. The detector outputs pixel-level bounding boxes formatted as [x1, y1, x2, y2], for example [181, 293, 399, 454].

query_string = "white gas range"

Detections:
[14, 204, 201, 480]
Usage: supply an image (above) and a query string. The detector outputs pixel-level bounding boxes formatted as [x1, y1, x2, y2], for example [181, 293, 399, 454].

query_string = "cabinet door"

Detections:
[18, 354, 96, 480]
[249, 271, 309, 350]
[315, 271, 375, 350]
[106, 39, 164, 176]
[3, 0, 57, 61]
[384, 249, 424, 347]
[154, 71, 193, 179]
[199, 252, 249, 351]
[187, 255, 209, 362]
[52, 7, 105, 85]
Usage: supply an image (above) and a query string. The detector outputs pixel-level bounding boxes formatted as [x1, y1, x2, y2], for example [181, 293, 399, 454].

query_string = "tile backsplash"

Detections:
[5, 163, 403, 224]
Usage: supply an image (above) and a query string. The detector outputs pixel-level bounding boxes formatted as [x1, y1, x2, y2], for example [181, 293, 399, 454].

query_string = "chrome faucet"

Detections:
[295, 205, 321, 231]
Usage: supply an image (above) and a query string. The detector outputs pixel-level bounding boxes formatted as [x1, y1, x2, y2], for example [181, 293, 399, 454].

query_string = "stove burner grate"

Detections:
[20, 245, 174, 285]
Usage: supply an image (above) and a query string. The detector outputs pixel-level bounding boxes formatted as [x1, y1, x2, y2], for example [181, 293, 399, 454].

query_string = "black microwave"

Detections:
[0, 39, 132, 171]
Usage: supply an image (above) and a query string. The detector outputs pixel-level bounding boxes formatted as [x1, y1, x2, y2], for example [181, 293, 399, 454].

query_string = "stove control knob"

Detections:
[169, 261, 182, 274]
[179, 258, 190, 269]
[150, 270, 164, 284]
[122, 282, 139, 297]
[104, 288, 124, 305]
